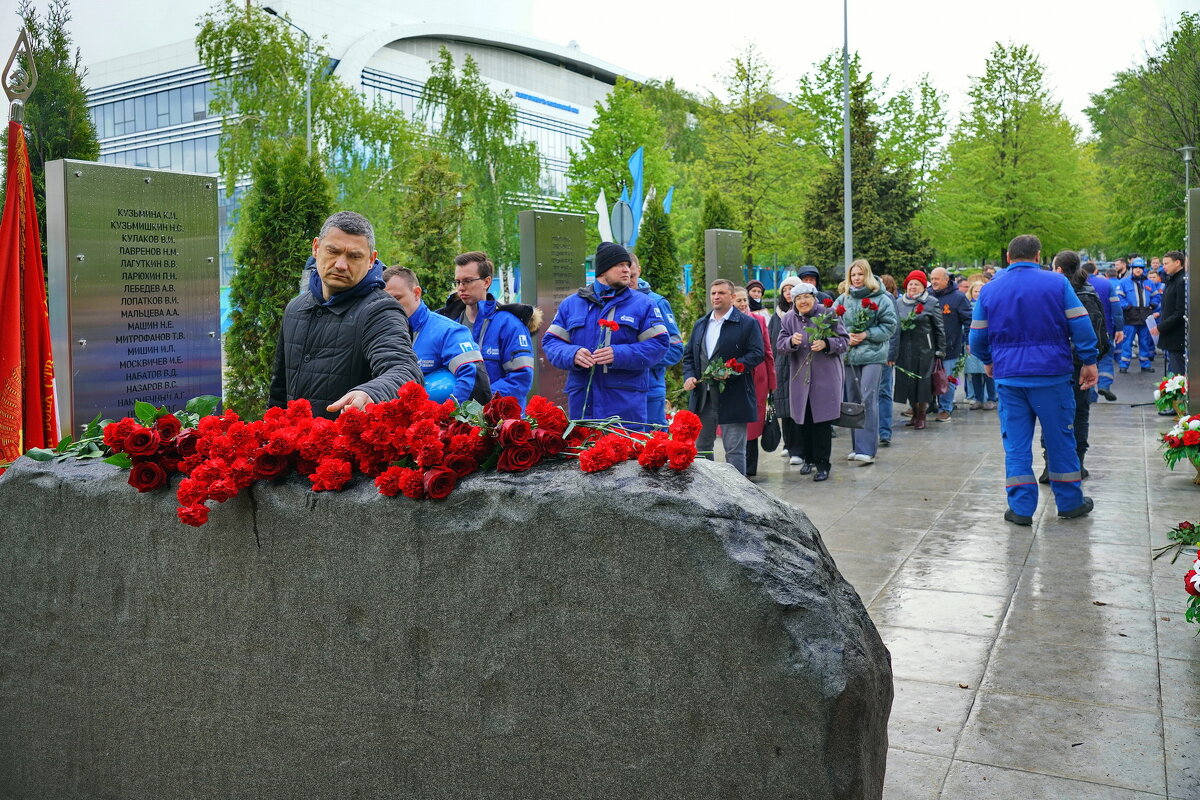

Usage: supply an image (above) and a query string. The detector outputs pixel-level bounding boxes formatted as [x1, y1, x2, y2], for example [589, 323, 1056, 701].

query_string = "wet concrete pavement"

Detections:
[750, 367, 1200, 799]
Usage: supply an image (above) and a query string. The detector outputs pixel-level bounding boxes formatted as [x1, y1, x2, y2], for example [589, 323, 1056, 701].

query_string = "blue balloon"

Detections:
[423, 368, 457, 403]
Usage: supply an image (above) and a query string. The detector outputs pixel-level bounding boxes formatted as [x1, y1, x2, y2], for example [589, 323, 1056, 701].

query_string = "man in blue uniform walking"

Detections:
[969, 235, 1099, 525]
[1117, 256, 1159, 372]
[542, 242, 670, 425]
[1084, 261, 1123, 401]
[627, 253, 683, 426]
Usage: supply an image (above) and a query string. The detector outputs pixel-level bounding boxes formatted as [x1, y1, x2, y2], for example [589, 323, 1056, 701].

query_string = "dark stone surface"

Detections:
[0, 456, 891, 799]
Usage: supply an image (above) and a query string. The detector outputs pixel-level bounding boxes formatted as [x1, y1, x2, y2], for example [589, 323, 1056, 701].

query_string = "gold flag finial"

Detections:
[4, 28, 38, 122]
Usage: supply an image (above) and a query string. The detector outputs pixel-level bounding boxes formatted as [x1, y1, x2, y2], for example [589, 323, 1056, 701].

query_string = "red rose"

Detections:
[834, 304, 846, 316]
[869, 300, 879, 310]
[174, 430, 200, 457]
[129, 459, 168, 492]
[444, 453, 480, 479]
[155, 414, 183, 440]
[1186, 570, 1200, 597]
[1180, 521, 1195, 531]
[160, 448, 182, 472]
[916, 303, 925, 314]
[124, 427, 161, 456]
[497, 418, 533, 448]
[483, 394, 522, 425]
[422, 467, 458, 500]
[724, 357, 745, 374]
[177, 504, 210, 527]
[533, 428, 566, 456]
[821, 297, 833, 307]
[497, 443, 541, 472]
[1184, 430, 1200, 447]
[253, 450, 290, 480]
[861, 298, 871, 308]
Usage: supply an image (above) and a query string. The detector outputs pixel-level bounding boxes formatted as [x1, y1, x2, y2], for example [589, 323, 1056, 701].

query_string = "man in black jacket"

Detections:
[929, 267, 972, 421]
[269, 211, 423, 418]
[1158, 250, 1188, 377]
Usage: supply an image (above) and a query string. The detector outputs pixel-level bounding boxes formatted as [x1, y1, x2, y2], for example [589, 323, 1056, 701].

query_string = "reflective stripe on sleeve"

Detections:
[502, 356, 536, 371]
[547, 323, 571, 341]
[1048, 471, 1082, 482]
[638, 324, 669, 341]
[447, 350, 484, 373]
[970, 319, 988, 329]
[1065, 306, 1087, 319]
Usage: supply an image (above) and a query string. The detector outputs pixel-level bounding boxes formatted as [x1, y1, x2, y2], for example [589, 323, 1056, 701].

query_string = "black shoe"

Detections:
[1141, 367, 1155, 373]
[813, 469, 830, 482]
[799, 462, 814, 475]
[1059, 497, 1094, 519]
[1004, 508, 1033, 526]
[1081, 466, 1089, 479]
[1098, 388, 1117, 401]
[879, 439, 890, 448]
[1119, 367, 1128, 373]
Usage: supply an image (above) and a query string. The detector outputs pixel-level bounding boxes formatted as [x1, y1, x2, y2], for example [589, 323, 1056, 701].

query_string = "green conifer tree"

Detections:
[224, 138, 333, 418]
[392, 147, 467, 300]
[636, 201, 680, 305]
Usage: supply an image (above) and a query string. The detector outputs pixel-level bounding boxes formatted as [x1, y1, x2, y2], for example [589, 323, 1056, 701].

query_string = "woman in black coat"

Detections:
[893, 270, 945, 430]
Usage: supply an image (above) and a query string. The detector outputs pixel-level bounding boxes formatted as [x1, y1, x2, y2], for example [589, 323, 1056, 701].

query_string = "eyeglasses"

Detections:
[453, 277, 483, 287]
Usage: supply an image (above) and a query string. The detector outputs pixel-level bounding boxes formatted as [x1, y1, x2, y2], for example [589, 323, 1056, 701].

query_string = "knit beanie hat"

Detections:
[904, 270, 928, 288]
[595, 242, 632, 276]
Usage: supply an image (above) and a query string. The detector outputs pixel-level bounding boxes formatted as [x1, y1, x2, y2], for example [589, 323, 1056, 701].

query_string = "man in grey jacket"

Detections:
[269, 211, 423, 418]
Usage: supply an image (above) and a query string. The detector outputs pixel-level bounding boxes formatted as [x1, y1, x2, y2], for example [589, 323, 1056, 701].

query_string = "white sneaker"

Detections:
[846, 452, 859, 461]
[852, 453, 875, 464]
[789, 456, 803, 466]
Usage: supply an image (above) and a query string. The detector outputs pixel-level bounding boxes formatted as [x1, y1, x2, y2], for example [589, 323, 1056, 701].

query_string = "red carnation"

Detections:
[123, 428, 161, 456]
[128, 459, 168, 492]
[1186, 570, 1200, 597]
[834, 304, 846, 316]
[102, 418, 140, 451]
[422, 467, 458, 500]
[533, 428, 566, 456]
[483, 394, 522, 425]
[497, 443, 542, 472]
[821, 297, 833, 307]
[309, 458, 352, 491]
[666, 440, 697, 470]
[637, 434, 670, 469]
[916, 303, 925, 314]
[526, 395, 569, 434]
[669, 410, 702, 444]
[155, 414, 183, 440]
[444, 453, 480, 479]
[497, 418, 533, 448]
[177, 504, 210, 527]
[1185, 430, 1200, 447]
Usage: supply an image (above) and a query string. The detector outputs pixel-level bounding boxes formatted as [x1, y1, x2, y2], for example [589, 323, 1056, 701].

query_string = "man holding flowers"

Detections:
[682, 279, 765, 476]
[542, 242, 670, 425]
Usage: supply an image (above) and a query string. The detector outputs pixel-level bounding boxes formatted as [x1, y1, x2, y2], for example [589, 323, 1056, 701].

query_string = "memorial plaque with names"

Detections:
[704, 228, 745, 290]
[46, 159, 220, 434]
[518, 210, 586, 409]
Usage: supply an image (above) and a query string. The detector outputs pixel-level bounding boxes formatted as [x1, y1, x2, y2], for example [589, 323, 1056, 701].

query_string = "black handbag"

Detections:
[761, 402, 782, 452]
[835, 401, 866, 429]
[834, 367, 866, 429]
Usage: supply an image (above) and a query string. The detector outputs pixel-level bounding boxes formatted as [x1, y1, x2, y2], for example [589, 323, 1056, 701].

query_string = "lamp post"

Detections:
[841, 0, 852, 273]
[262, 6, 311, 156]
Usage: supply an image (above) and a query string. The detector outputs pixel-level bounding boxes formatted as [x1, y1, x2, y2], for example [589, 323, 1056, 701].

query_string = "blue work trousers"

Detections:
[1121, 324, 1154, 369]
[997, 381, 1084, 517]
[646, 396, 667, 428]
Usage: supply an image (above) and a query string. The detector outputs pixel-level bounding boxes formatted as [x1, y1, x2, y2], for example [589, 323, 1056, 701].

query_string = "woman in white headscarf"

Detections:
[769, 276, 804, 464]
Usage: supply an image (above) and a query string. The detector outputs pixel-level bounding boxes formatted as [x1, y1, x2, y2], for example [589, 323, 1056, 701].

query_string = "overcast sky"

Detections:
[4, 0, 1196, 134]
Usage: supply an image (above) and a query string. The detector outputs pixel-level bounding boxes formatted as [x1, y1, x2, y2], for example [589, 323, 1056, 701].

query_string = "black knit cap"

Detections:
[595, 241, 632, 276]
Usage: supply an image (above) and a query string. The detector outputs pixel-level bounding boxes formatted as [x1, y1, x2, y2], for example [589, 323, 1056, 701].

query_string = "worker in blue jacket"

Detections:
[1084, 261, 1124, 402]
[627, 253, 683, 426]
[1116, 256, 1159, 372]
[438, 251, 539, 411]
[542, 242, 670, 424]
[384, 267, 486, 404]
[968, 235, 1098, 526]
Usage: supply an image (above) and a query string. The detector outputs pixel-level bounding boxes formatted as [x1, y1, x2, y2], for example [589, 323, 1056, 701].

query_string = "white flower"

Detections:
[1155, 390, 1162, 400]
[1190, 419, 1200, 431]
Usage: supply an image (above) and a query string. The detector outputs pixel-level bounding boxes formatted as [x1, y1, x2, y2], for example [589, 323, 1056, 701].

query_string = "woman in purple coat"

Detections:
[776, 283, 850, 482]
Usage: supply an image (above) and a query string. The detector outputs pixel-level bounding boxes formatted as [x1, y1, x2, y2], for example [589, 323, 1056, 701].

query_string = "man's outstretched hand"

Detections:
[327, 390, 372, 414]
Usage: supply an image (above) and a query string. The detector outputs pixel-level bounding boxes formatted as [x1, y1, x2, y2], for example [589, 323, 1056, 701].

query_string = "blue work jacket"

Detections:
[408, 301, 483, 404]
[635, 279, 684, 399]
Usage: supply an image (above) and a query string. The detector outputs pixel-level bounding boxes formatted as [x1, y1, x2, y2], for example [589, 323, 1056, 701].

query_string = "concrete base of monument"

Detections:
[0, 457, 892, 800]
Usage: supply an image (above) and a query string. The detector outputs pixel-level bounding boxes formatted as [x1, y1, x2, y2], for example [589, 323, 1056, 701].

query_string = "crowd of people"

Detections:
[272, 212, 1187, 524]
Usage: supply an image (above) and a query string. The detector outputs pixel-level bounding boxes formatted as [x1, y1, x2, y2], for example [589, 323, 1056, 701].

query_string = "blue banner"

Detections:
[663, 185, 674, 214]
[627, 147, 645, 248]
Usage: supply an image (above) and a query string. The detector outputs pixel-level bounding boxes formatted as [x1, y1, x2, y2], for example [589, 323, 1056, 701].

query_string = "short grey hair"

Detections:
[319, 211, 375, 252]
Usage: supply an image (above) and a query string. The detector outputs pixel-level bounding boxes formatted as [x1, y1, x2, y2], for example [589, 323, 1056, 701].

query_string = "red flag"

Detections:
[0, 119, 58, 463]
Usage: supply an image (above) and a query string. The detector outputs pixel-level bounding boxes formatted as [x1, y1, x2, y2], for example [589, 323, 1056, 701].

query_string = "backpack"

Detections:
[1077, 290, 1110, 361]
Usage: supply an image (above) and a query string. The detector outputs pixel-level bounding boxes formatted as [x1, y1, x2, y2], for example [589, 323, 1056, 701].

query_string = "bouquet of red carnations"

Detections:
[700, 357, 746, 392]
